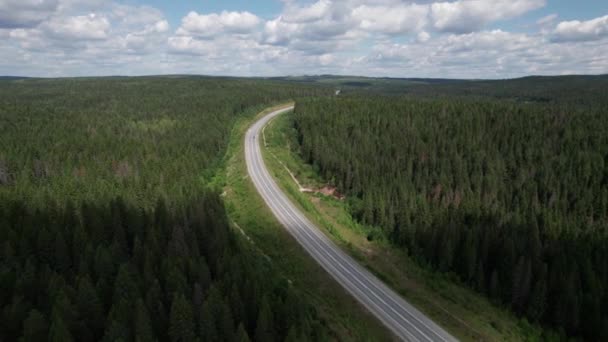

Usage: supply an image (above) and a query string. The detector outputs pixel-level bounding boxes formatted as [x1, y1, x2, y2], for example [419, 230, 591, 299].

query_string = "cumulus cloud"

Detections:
[0, 0, 59, 28]
[551, 15, 608, 42]
[282, 0, 331, 23]
[168, 9, 268, 69]
[363, 29, 607, 78]
[1, 0, 606, 77]
[537, 13, 558, 26]
[439, 30, 535, 55]
[261, 0, 546, 49]
[2, 2, 172, 76]
[262, 1, 357, 50]
[431, 0, 546, 33]
[353, 3, 428, 34]
[42, 13, 110, 40]
[176, 11, 260, 37]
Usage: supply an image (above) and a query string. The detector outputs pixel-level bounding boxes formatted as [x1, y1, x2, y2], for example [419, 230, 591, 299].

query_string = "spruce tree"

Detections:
[49, 311, 73, 342]
[169, 293, 196, 342]
[255, 296, 274, 342]
[20, 309, 48, 342]
[235, 322, 251, 342]
[134, 299, 156, 342]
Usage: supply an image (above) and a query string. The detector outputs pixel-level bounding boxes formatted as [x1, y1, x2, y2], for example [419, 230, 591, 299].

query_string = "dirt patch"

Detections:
[302, 185, 345, 200]
[318, 185, 345, 200]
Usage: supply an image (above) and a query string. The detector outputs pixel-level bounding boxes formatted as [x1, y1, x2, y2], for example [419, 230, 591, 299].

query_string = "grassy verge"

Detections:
[261, 110, 545, 341]
[216, 103, 395, 341]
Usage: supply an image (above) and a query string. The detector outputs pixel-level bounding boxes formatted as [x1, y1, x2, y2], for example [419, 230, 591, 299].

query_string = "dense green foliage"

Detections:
[402, 75, 608, 106]
[292, 96, 608, 340]
[0, 195, 325, 341]
[0, 77, 326, 207]
[0, 77, 331, 341]
[272, 74, 608, 100]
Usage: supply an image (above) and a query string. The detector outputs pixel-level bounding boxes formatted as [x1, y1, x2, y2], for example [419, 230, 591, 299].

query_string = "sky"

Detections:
[1, 0, 607, 78]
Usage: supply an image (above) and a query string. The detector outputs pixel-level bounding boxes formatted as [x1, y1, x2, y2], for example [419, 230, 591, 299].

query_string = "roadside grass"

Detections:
[261, 110, 546, 342]
[216, 103, 395, 341]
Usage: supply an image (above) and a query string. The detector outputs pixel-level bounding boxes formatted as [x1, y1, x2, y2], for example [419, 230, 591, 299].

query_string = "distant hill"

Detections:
[402, 74, 608, 104]
[0, 76, 31, 80]
[268, 74, 608, 99]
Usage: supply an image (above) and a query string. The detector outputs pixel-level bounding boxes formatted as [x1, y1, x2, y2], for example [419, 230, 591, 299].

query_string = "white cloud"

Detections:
[261, 1, 360, 54]
[318, 53, 334, 65]
[282, 0, 331, 23]
[537, 13, 558, 26]
[440, 30, 534, 53]
[0, 0, 59, 28]
[0, 0, 606, 78]
[43, 13, 110, 40]
[431, 0, 546, 33]
[155, 20, 169, 33]
[417, 31, 431, 42]
[263, 18, 299, 45]
[363, 28, 608, 78]
[176, 11, 260, 37]
[552, 15, 608, 42]
[353, 3, 428, 34]
[1, 2, 171, 76]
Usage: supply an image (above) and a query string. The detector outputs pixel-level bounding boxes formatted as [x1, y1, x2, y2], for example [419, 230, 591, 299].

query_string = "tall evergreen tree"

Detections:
[255, 296, 275, 342]
[169, 293, 196, 342]
[134, 299, 156, 342]
[20, 309, 48, 342]
[235, 322, 251, 342]
[49, 311, 73, 342]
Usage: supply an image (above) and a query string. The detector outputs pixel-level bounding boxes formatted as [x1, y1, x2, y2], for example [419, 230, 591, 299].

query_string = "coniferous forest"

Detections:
[3, 74, 608, 341]
[292, 86, 608, 340]
[0, 77, 330, 341]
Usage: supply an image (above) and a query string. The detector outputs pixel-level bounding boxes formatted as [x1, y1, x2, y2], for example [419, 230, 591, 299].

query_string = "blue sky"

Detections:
[1, 0, 607, 78]
[126, 0, 284, 22]
[131, 0, 608, 31]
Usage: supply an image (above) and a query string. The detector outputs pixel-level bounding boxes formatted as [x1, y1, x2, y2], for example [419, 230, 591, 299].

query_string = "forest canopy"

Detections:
[0, 77, 331, 341]
[0, 77, 327, 208]
[292, 93, 608, 340]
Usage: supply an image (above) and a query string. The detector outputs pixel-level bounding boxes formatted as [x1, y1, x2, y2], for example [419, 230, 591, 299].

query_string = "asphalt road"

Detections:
[245, 105, 458, 342]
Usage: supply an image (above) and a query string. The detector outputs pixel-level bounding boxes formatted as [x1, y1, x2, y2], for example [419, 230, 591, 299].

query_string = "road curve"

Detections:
[245, 105, 458, 342]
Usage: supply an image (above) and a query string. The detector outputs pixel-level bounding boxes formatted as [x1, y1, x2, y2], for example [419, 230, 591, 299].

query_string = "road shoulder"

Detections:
[219, 103, 395, 341]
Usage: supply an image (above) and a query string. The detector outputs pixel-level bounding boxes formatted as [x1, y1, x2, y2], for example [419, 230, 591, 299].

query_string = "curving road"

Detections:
[245, 105, 458, 342]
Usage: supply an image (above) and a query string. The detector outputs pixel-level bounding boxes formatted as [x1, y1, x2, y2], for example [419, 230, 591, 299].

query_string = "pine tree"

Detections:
[20, 309, 48, 342]
[526, 263, 547, 322]
[487, 271, 499, 302]
[474, 261, 485, 293]
[54, 232, 71, 273]
[134, 299, 156, 342]
[76, 276, 104, 340]
[103, 300, 132, 342]
[511, 256, 532, 313]
[199, 303, 217, 342]
[146, 278, 167, 340]
[284, 326, 300, 342]
[113, 264, 139, 303]
[235, 322, 251, 342]
[49, 310, 73, 342]
[51, 287, 75, 336]
[255, 296, 274, 342]
[220, 301, 235, 342]
[169, 293, 196, 342]
[102, 265, 138, 341]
